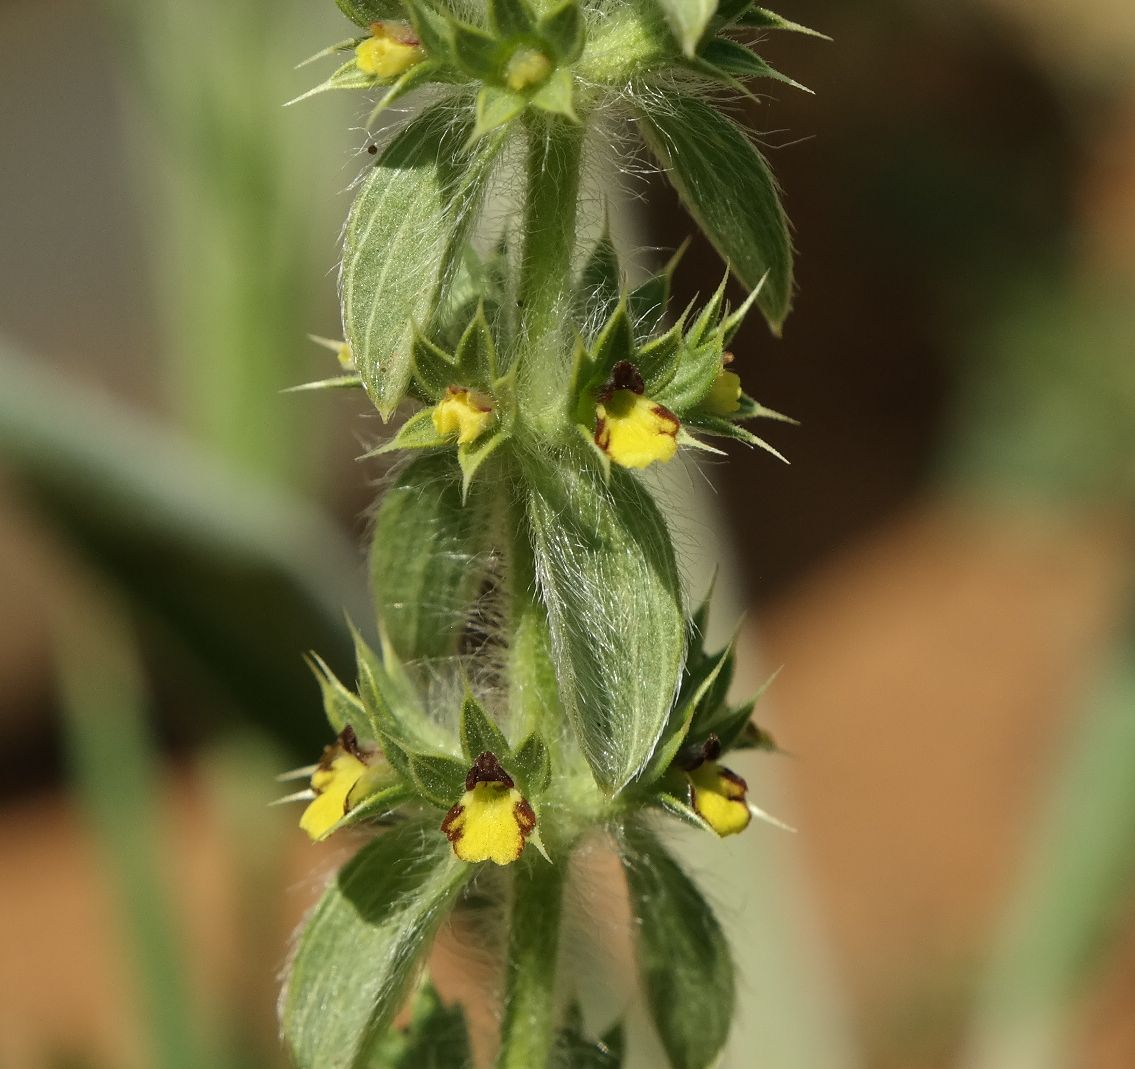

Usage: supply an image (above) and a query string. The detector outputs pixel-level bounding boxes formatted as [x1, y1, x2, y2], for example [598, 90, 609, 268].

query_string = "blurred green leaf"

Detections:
[639, 95, 793, 331]
[0, 339, 362, 758]
[965, 640, 1135, 1069]
[282, 823, 472, 1069]
[653, 0, 717, 56]
[342, 103, 507, 417]
[524, 455, 685, 791]
[337, 0, 407, 27]
[621, 823, 735, 1069]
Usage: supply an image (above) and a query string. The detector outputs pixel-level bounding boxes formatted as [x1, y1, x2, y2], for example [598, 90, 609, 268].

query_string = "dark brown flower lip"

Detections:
[465, 751, 515, 791]
[675, 732, 722, 771]
[597, 359, 645, 403]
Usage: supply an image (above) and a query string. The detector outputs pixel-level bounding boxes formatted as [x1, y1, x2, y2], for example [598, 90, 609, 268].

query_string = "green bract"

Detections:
[280, 0, 819, 1065]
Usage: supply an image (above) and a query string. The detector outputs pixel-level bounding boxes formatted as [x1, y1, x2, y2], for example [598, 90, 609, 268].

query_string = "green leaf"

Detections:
[369, 453, 491, 661]
[530, 68, 578, 122]
[457, 428, 509, 499]
[453, 22, 505, 79]
[514, 733, 552, 793]
[333, 782, 417, 835]
[336, 0, 408, 28]
[490, 0, 536, 38]
[552, 1006, 625, 1068]
[402, 0, 455, 57]
[366, 979, 473, 1069]
[366, 60, 450, 127]
[454, 305, 499, 382]
[410, 328, 460, 401]
[737, 5, 830, 37]
[652, 0, 717, 55]
[638, 94, 793, 331]
[575, 232, 623, 333]
[539, 0, 585, 62]
[524, 456, 685, 790]
[408, 752, 469, 806]
[287, 58, 377, 106]
[307, 652, 371, 739]
[284, 374, 365, 392]
[683, 415, 789, 462]
[342, 103, 506, 418]
[628, 240, 687, 338]
[474, 85, 527, 140]
[640, 641, 733, 782]
[377, 407, 449, 453]
[282, 823, 471, 1069]
[460, 692, 512, 761]
[696, 38, 810, 93]
[621, 824, 735, 1069]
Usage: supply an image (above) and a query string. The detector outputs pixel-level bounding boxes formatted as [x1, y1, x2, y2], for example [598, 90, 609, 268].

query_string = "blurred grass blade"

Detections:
[0, 337, 364, 757]
[100, 0, 350, 489]
[57, 610, 205, 1069]
[963, 637, 1135, 1069]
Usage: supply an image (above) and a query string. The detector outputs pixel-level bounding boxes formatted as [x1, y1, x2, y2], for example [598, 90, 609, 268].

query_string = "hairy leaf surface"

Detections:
[342, 105, 506, 417]
[639, 95, 793, 330]
[525, 457, 685, 790]
[282, 823, 470, 1069]
[621, 825, 735, 1068]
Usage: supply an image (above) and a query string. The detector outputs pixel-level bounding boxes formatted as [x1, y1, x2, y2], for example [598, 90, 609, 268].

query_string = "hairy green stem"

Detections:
[496, 857, 567, 1069]
[518, 115, 584, 416]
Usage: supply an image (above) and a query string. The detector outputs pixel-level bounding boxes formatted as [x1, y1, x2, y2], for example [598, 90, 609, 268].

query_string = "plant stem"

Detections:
[496, 857, 567, 1069]
[517, 114, 584, 417]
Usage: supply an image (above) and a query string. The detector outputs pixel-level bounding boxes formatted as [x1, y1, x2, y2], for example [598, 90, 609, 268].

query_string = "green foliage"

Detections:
[621, 824, 736, 1069]
[342, 104, 507, 417]
[368, 454, 492, 661]
[524, 455, 686, 791]
[282, 824, 472, 1069]
[639, 95, 794, 330]
[276, 0, 819, 1063]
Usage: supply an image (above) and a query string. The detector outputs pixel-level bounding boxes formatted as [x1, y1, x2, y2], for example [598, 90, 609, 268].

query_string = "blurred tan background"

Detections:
[1, 0, 1133, 1066]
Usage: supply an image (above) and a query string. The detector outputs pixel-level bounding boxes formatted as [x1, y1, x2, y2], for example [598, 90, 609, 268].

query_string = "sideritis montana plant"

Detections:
[278, 0, 821, 1065]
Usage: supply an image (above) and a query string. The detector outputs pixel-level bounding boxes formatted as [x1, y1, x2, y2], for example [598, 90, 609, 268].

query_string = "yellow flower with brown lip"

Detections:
[441, 752, 537, 866]
[433, 386, 495, 446]
[300, 727, 370, 841]
[594, 360, 679, 470]
[680, 733, 751, 837]
[355, 21, 425, 80]
[703, 353, 742, 416]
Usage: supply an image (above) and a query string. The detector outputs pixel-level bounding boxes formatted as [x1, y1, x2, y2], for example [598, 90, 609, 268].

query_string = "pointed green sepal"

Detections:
[529, 67, 578, 121]
[459, 691, 512, 761]
[473, 85, 528, 140]
[538, 0, 585, 62]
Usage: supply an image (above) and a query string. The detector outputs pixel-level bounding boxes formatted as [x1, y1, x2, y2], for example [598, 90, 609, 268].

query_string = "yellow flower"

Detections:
[433, 387, 495, 446]
[355, 21, 425, 80]
[504, 47, 552, 92]
[593, 362, 679, 469]
[687, 761, 751, 837]
[703, 367, 742, 416]
[441, 752, 537, 866]
[299, 727, 369, 841]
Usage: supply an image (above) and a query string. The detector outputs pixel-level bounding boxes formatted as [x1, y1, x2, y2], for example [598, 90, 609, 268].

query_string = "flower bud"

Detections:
[355, 22, 425, 80]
